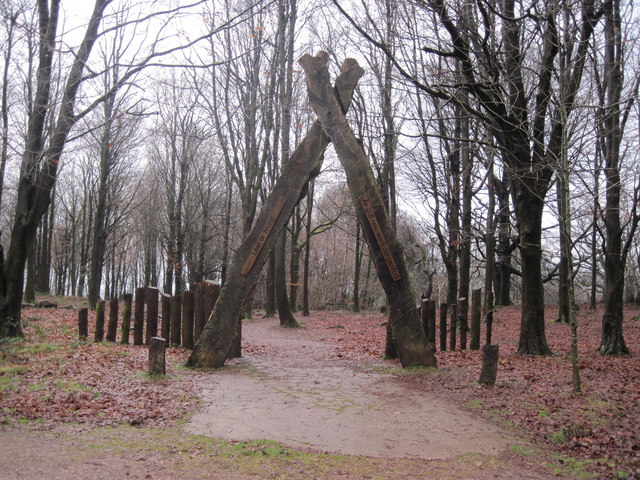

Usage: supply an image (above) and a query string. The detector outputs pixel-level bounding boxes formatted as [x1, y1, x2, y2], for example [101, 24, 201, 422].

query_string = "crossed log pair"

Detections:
[187, 52, 436, 369]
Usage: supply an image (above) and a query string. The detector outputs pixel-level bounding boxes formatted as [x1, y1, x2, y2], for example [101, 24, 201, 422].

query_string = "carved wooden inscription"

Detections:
[360, 195, 401, 281]
[240, 196, 287, 277]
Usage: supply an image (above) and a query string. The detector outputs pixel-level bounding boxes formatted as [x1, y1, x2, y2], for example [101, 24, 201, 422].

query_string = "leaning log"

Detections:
[187, 59, 364, 368]
[299, 52, 436, 368]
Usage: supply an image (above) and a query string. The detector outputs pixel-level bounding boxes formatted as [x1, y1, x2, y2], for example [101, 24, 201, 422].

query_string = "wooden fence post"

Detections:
[149, 337, 166, 376]
[133, 287, 145, 346]
[449, 302, 458, 351]
[170, 293, 182, 347]
[439, 303, 448, 351]
[161, 293, 171, 343]
[426, 299, 436, 345]
[458, 297, 468, 350]
[94, 300, 105, 342]
[78, 308, 88, 340]
[106, 297, 118, 342]
[470, 288, 482, 350]
[145, 286, 159, 344]
[182, 290, 195, 349]
[121, 293, 133, 345]
[479, 345, 499, 385]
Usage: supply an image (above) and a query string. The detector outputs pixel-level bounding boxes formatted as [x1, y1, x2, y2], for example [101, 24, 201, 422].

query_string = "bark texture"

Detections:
[187, 59, 364, 368]
[299, 52, 436, 368]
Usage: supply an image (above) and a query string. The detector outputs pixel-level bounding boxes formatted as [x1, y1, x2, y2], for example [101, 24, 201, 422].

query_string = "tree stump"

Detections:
[161, 293, 171, 343]
[94, 300, 105, 342]
[439, 303, 448, 351]
[120, 293, 133, 345]
[470, 288, 482, 350]
[170, 294, 182, 347]
[148, 337, 166, 376]
[106, 297, 118, 342]
[133, 287, 145, 346]
[479, 345, 499, 385]
[78, 308, 88, 340]
[145, 286, 159, 344]
[194, 282, 205, 342]
[182, 290, 195, 349]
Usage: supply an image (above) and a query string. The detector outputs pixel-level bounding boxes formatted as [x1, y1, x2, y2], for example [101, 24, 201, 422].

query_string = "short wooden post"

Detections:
[161, 293, 171, 343]
[145, 286, 159, 344]
[458, 297, 468, 350]
[182, 290, 195, 349]
[106, 297, 118, 342]
[470, 288, 482, 350]
[170, 293, 182, 347]
[78, 308, 88, 340]
[426, 299, 436, 345]
[194, 282, 205, 342]
[449, 302, 457, 351]
[133, 287, 145, 346]
[479, 344, 499, 385]
[94, 300, 105, 342]
[439, 303, 448, 351]
[148, 337, 166, 376]
[121, 293, 133, 345]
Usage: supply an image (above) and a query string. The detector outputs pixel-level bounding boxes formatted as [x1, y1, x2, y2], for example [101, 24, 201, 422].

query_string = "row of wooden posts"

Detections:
[77, 281, 220, 350]
[420, 287, 487, 352]
[421, 288, 498, 385]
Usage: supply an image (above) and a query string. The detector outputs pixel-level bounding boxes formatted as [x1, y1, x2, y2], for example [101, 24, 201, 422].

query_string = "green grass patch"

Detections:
[465, 398, 483, 409]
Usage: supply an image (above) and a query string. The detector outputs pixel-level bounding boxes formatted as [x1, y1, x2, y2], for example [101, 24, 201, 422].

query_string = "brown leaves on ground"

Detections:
[0, 305, 198, 429]
[1, 300, 638, 479]
[253, 305, 638, 480]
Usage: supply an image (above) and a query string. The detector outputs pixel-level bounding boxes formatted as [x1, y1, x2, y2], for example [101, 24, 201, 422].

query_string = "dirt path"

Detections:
[189, 317, 511, 460]
[0, 314, 580, 479]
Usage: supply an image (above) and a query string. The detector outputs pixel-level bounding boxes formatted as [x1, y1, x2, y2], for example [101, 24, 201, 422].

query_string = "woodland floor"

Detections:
[0, 297, 638, 479]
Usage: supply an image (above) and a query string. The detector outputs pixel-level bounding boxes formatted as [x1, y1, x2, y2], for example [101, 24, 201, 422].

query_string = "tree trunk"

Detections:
[170, 293, 182, 347]
[556, 174, 570, 323]
[161, 293, 171, 343]
[302, 180, 314, 316]
[516, 189, 551, 355]
[264, 249, 276, 317]
[352, 222, 362, 313]
[187, 59, 364, 368]
[495, 173, 512, 306]
[276, 230, 298, 327]
[597, 0, 635, 356]
[300, 53, 436, 368]
[0, 0, 109, 337]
